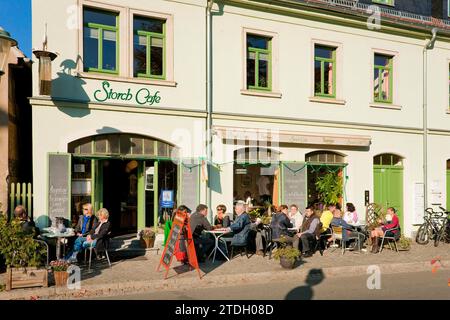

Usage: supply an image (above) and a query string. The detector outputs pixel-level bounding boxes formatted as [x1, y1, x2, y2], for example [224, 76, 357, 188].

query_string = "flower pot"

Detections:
[5, 267, 48, 291]
[53, 270, 69, 287]
[142, 237, 155, 248]
[280, 257, 295, 269]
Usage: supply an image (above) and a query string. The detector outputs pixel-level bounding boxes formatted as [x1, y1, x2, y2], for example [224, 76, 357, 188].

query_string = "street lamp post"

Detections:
[0, 27, 17, 76]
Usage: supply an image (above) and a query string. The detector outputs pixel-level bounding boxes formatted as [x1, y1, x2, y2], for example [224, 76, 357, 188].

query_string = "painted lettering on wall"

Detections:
[94, 81, 161, 106]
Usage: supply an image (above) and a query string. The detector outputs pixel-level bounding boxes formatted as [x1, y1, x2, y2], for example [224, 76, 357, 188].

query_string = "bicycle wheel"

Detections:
[434, 227, 444, 247]
[416, 224, 430, 245]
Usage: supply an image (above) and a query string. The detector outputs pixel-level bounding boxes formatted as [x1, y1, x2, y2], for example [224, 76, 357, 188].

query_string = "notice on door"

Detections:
[48, 153, 71, 225]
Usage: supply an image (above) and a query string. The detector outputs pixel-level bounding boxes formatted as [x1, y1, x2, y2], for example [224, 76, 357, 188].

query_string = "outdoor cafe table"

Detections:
[205, 229, 231, 263]
[41, 228, 75, 260]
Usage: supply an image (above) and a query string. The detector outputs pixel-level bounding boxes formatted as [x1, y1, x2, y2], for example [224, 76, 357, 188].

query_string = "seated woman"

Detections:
[214, 204, 230, 228]
[370, 207, 400, 254]
[343, 203, 359, 224]
[330, 209, 365, 251]
[66, 208, 111, 262]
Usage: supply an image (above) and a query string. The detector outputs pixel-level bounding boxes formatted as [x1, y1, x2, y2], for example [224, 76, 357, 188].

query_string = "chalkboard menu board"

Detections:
[48, 153, 71, 224]
[163, 223, 182, 265]
[179, 161, 199, 212]
[281, 162, 307, 208]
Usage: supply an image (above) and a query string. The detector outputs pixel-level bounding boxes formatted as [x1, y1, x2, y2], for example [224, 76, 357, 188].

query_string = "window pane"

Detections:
[84, 8, 117, 27]
[381, 69, 390, 100]
[83, 27, 98, 70]
[375, 54, 390, 67]
[247, 35, 268, 49]
[102, 30, 116, 70]
[144, 139, 155, 155]
[134, 35, 147, 76]
[374, 68, 380, 99]
[324, 61, 334, 95]
[131, 137, 143, 155]
[134, 16, 164, 34]
[95, 137, 107, 153]
[314, 60, 321, 93]
[258, 55, 268, 88]
[120, 135, 132, 154]
[315, 45, 333, 59]
[247, 51, 255, 87]
[109, 135, 119, 154]
[151, 38, 164, 76]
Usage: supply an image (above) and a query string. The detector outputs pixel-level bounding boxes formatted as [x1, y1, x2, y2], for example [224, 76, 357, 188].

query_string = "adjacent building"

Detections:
[31, 0, 450, 237]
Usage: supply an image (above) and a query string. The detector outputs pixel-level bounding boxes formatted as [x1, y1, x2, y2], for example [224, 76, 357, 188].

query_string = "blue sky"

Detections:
[0, 0, 31, 57]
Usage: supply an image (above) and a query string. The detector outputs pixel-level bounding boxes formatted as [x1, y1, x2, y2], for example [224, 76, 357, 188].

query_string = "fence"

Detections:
[9, 182, 33, 220]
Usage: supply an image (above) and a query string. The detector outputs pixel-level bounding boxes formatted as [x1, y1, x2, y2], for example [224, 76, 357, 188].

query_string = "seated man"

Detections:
[66, 208, 111, 262]
[189, 204, 216, 262]
[297, 206, 321, 258]
[331, 209, 365, 251]
[226, 201, 251, 248]
[14, 205, 39, 237]
[74, 203, 98, 238]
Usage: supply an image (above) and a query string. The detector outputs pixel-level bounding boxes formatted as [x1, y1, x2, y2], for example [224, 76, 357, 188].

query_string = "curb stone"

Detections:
[1, 259, 448, 300]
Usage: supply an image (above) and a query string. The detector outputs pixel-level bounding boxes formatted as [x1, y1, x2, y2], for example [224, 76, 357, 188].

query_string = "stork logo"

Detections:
[430, 257, 444, 274]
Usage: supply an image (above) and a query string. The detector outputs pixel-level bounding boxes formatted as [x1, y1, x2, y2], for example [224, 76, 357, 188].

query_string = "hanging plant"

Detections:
[315, 171, 343, 206]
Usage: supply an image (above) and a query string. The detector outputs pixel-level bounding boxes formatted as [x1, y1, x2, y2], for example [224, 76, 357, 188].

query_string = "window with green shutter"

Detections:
[83, 7, 119, 74]
[133, 16, 166, 79]
[246, 34, 272, 91]
[374, 53, 393, 103]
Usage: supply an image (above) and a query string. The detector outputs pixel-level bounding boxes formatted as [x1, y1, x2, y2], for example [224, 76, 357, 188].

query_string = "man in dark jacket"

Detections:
[189, 204, 215, 262]
[269, 205, 299, 250]
[14, 205, 39, 237]
[297, 206, 321, 257]
[226, 201, 251, 246]
[74, 203, 98, 237]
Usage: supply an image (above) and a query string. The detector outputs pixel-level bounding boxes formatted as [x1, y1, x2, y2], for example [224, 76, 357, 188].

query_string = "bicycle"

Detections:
[415, 208, 446, 245]
[434, 206, 450, 247]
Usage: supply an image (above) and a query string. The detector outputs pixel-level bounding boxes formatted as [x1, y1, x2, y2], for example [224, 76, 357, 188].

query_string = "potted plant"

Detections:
[0, 215, 48, 291]
[139, 228, 156, 248]
[248, 209, 260, 223]
[50, 260, 70, 287]
[398, 235, 412, 251]
[273, 246, 300, 269]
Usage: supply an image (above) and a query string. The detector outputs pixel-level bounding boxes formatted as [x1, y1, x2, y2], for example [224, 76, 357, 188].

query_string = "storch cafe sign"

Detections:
[93, 81, 161, 106]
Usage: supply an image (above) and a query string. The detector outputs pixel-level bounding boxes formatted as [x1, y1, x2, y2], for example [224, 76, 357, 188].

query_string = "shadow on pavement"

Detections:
[285, 268, 325, 300]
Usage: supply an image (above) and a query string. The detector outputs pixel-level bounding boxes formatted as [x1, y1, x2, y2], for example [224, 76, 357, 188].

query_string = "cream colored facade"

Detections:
[31, 0, 450, 236]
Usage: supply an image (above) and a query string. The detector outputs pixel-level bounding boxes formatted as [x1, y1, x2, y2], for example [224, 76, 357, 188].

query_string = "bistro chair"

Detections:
[331, 226, 361, 255]
[84, 233, 112, 273]
[378, 227, 400, 253]
[34, 238, 50, 268]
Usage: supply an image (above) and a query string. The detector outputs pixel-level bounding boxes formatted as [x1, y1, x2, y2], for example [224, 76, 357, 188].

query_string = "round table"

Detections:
[41, 228, 75, 260]
[205, 229, 231, 263]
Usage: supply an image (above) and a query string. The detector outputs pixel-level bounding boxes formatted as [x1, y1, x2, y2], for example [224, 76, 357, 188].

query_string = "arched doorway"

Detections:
[233, 147, 280, 205]
[373, 153, 404, 229]
[305, 150, 346, 207]
[68, 133, 179, 235]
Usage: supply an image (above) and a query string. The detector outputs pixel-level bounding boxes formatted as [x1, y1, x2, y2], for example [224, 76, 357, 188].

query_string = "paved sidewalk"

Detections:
[0, 242, 449, 300]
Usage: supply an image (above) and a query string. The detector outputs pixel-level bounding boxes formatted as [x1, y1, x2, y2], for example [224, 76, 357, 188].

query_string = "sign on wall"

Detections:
[48, 153, 71, 226]
[93, 81, 162, 106]
[281, 162, 307, 209]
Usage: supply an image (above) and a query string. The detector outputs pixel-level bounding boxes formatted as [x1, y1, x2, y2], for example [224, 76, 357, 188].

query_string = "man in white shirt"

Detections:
[289, 204, 304, 231]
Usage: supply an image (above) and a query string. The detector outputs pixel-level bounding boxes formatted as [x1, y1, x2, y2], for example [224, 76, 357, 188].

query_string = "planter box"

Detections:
[5, 267, 48, 291]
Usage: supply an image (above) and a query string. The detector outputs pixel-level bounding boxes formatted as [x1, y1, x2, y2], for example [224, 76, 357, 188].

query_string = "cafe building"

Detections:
[31, 0, 450, 237]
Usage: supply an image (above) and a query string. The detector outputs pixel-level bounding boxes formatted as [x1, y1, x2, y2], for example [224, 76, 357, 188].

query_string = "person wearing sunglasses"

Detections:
[214, 204, 230, 228]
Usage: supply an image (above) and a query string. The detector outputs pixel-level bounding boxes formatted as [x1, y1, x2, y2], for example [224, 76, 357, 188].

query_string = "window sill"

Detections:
[309, 97, 346, 105]
[240, 89, 282, 98]
[77, 72, 177, 87]
[370, 103, 402, 110]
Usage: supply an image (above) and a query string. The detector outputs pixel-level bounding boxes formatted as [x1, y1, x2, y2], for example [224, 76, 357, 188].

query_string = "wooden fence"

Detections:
[9, 183, 33, 219]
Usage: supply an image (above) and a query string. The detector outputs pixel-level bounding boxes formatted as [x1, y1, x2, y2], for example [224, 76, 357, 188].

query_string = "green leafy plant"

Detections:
[273, 247, 300, 264]
[398, 235, 412, 250]
[315, 172, 343, 206]
[261, 216, 272, 225]
[0, 215, 45, 268]
[50, 260, 70, 272]
[248, 209, 261, 221]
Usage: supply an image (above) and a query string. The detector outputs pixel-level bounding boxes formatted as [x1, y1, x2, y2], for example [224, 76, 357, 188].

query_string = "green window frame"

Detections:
[83, 7, 120, 75]
[246, 34, 272, 91]
[372, 0, 394, 6]
[314, 45, 336, 98]
[374, 53, 393, 104]
[133, 16, 166, 80]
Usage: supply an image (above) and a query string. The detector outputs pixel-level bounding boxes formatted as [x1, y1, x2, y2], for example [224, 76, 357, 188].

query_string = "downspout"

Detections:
[423, 27, 438, 210]
[206, 0, 214, 221]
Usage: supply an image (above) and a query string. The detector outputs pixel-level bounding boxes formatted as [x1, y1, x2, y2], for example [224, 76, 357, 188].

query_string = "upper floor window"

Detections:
[246, 34, 272, 91]
[83, 7, 119, 74]
[372, 0, 394, 6]
[374, 53, 393, 103]
[314, 45, 336, 98]
[133, 16, 166, 79]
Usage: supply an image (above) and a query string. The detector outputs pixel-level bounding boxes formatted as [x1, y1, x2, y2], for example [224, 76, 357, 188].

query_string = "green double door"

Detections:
[373, 165, 403, 229]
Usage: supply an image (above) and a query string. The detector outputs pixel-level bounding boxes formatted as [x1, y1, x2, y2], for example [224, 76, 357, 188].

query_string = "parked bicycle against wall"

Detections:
[415, 208, 446, 245]
[434, 207, 450, 247]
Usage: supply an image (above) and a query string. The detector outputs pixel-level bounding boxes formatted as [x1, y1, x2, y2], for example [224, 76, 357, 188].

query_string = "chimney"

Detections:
[32, 24, 57, 96]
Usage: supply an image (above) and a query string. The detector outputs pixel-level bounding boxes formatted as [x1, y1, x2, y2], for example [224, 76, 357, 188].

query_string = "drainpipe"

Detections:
[423, 27, 438, 210]
[206, 0, 214, 221]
